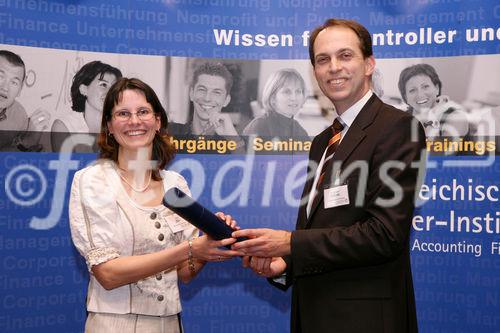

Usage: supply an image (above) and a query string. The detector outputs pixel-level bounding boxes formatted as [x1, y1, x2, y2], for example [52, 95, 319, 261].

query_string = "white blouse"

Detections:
[69, 160, 197, 316]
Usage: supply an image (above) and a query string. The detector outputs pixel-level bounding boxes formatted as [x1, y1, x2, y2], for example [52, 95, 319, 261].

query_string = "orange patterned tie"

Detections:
[309, 118, 344, 214]
[315, 118, 344, 191]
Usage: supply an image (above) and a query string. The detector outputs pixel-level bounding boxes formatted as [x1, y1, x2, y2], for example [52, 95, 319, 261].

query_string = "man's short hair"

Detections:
[191, 62, 233, 93]
[308, 19, 373, 66]
[0, 50, 26, 82]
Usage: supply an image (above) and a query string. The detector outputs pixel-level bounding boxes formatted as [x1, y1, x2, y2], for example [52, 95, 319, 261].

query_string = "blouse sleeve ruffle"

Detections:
[85, 247, 121, 271]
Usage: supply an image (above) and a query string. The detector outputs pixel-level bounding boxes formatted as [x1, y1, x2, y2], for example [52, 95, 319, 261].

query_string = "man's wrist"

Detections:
[280, 231, 292, 256]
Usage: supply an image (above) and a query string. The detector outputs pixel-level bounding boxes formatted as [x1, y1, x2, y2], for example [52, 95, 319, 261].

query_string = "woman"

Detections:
[243, 68, 309, 139]
[398, 63, 469, 138]
[51, 61, 122, 151]
[69, 78, 241, 332]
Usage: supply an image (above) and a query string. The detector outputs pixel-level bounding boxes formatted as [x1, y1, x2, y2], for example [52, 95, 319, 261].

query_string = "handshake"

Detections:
[163, 187, 291, 278]
[232, 226, 290, 279]
[210, 214, 291, 279]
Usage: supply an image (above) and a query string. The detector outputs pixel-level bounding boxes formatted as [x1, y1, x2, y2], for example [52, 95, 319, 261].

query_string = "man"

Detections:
[232, 19, 425, 333]
[169, 62, 240, 137]
[0, 50, 50, 151]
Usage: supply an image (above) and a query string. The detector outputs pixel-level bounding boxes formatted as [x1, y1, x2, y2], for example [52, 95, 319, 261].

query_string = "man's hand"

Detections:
[242, 256, 287, 278]
[28, 108, 51, 131]
[231, 228, 291, 257]
[209, 113, 238, 136]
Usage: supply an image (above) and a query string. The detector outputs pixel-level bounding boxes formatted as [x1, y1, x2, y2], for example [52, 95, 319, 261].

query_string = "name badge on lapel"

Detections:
[166, 215, 189, 233]
[323, 171, 349, 209]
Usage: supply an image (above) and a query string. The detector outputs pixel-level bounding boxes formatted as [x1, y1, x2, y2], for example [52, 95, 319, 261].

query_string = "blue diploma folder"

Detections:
[162, 187, 246, 245]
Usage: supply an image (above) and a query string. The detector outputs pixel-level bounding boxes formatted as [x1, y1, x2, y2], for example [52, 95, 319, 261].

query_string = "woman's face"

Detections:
[272, 79, 305, 117]
[405, 74, 439, 112]
[83, 72, 118, 113]
[107, 89, 160, 153]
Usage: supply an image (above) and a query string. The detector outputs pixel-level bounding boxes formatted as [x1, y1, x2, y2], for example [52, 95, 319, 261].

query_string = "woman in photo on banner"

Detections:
[398, 63, 469, 138]
[51, 60, 122, 151]
[243, 68, 309, 139]
[69, 77, 242, 333]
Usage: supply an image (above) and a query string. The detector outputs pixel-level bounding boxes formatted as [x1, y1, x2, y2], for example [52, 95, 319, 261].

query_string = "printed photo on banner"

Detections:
[375, 56, 500, 155]
[375, 55, 500, 139]
[0, 49, 50, 152]
[1, 43, 498, 155]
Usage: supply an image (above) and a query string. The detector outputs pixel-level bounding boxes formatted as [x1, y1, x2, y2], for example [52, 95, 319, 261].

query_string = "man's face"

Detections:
[0, 57, 24, 110]
[81, 72, 118, 113]
[313, 26, 375, 114]
[190, 74, 230, 121]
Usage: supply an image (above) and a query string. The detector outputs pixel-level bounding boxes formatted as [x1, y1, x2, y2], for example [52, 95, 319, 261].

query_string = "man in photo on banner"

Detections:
[232, 19, 426, 333]
[169, 62, 240, 138]
[0, 50, 50, 151]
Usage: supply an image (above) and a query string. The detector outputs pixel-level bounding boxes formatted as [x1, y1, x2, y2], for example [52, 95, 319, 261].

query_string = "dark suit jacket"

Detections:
[271, 95, 425, 333]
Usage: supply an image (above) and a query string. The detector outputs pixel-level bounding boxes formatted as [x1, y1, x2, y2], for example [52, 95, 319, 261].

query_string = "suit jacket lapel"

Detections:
[306, 95, 382, 226]
[296, 128, 330, 230]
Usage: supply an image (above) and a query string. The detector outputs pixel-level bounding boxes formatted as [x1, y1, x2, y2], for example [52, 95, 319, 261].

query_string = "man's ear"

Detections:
[15, 69, 25, 97]
[16, 84, 23, 98]
[79, 84, 88, 97]
[223, 94, 231, 107]
[365, 56, 375, 76]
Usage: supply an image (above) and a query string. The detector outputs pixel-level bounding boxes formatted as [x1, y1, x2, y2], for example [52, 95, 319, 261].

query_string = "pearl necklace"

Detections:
[118, 171, 152, 192]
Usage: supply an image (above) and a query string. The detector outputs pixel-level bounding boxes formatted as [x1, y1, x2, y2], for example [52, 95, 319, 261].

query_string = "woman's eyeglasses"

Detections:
[112, 109, 155, 122]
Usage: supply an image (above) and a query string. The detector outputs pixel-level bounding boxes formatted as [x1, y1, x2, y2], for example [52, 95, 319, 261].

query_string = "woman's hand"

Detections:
[189, 211, 243, 262]
[190, 235, 242, 262]
[215, 211, 240, 231]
